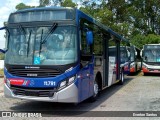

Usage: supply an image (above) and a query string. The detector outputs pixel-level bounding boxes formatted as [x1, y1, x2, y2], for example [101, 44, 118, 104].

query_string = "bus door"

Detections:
[80, 26, 93, 101]
[108, 39, 117, 86]
[130, 45, 136, 72]
[135, 47, 142, 71]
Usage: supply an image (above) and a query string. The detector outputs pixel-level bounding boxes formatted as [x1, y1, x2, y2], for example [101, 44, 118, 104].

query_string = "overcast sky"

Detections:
[0, 0, 39, 48]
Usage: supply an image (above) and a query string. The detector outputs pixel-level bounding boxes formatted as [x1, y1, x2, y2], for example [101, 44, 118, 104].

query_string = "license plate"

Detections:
[25, 91, 38, 96]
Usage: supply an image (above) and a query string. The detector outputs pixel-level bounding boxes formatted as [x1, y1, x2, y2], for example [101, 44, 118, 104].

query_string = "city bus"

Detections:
[0, 7, 129, 103]
[141, 44, 160, 75]
[128, 45, 141, 74]
[109, 45, 141, 75]
[109, 46, 130, 74]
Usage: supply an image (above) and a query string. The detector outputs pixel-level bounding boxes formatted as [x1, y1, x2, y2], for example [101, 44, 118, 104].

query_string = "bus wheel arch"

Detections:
[95, 72, 102, 90]
[89, 72, 102, 102]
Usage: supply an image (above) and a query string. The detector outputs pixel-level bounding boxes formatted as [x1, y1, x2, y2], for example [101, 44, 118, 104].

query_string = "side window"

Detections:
[109, 40, 116, 57]
[80, 19, 93, 63]
[130, 46, 135, 61]
[81, 29, 91, 54]
[120, 41, 130, 62]
[93, 26, 103, 55]
[80, 18, 93, 55]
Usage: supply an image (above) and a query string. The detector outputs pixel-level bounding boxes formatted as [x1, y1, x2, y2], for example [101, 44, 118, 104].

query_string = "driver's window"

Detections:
[81, 29, 91, 54]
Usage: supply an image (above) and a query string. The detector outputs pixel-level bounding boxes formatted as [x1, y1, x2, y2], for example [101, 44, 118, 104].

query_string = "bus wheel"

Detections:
[89, 80, 99, 102]
[119, 70, 124, 85]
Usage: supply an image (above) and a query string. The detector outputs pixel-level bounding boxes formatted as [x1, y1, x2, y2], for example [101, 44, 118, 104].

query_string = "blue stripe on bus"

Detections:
[4, 65, 80, 88]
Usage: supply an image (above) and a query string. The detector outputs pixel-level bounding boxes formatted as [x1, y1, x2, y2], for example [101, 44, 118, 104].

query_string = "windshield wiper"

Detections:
[38, 23, 58, 56]
[39, 29, 44, 57]
[27, 30, 32, 57]
[18, 24, 26, 39]
[41, 23, 58, 44]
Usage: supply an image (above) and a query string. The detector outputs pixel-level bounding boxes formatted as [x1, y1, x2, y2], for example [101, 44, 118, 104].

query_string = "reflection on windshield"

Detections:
[109, 47, 129, 63]
[120, 50, 128, 63]
[129, 47, 135, 62]
[144, 49, 160, 62]
[5, 26, 77, 65]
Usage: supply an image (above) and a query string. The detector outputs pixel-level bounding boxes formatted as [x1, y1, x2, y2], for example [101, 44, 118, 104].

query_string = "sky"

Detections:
[0, 0, 39, 48]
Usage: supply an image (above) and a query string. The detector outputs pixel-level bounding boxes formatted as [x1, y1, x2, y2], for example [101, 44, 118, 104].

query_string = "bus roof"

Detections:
[11, 6, 129, 43]
[14, 6, 71, 13]
[76, 9, 129, 43]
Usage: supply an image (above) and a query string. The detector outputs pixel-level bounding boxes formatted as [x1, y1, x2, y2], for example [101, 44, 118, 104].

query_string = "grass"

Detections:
[0, 69, 4, 76]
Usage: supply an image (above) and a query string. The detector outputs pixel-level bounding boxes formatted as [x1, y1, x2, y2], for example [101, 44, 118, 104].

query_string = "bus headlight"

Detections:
[6, 78, 10, 88]
[59, 80, 67, 89]
[58, 76, 76, 90]
[68, 76, 75, 85]
[4, 75, 11, 88]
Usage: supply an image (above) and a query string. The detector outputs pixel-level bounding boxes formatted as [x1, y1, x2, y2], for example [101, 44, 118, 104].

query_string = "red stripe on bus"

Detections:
[9, 78, 24, 85]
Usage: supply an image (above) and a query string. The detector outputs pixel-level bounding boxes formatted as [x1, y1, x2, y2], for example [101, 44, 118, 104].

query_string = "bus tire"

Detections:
[119, 70, 124, 85]
[89, 80, 99, 102]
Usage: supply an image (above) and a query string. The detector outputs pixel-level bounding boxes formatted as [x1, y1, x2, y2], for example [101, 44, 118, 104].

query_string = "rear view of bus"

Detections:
[141, 44, 160, 75]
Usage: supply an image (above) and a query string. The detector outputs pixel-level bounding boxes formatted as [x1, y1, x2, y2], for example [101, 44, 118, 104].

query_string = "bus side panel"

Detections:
[77, 63, 94, 102]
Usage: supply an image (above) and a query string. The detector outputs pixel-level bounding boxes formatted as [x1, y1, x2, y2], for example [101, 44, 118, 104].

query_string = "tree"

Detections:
[16, 3, 35, 10]
[39, 0, 77, 7]
[125, 0, 160, 35]
[39, 0, 50, 6]
[61, 0, 76, 7]
[131, 34, 160, 49]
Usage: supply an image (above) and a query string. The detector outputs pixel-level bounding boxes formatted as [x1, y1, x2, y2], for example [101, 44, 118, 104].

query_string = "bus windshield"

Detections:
[5, 25, 77, 65]
[143, 49, 160, 62]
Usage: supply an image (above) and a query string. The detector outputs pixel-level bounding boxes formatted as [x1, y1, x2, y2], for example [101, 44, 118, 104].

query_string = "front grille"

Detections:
[11, 86, 57, 97]
[8, 68, 61, 78]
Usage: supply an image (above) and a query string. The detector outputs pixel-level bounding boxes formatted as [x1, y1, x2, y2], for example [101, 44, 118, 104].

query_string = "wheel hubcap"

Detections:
[94, 83, 98, 95]
[121, 72, 124, 81]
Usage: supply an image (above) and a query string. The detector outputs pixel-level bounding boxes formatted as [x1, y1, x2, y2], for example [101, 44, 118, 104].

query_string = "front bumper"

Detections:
[4, 83, 79, 103]
[142, 67, 160, 73]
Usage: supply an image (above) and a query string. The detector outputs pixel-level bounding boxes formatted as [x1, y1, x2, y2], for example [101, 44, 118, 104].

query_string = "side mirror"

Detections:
[127, 52, 130, 58]
[0, 49, 7, 54]
[140, 49, 143, 57]
[0, 26, 7, 54]
[0, 26, 6, 30]
[135, 51, 137, 56]
[127, 50, 130, 58]
[86, 31, 93, 45]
